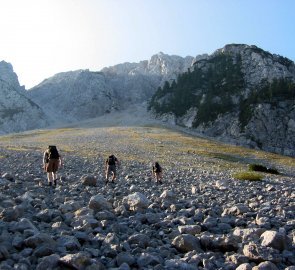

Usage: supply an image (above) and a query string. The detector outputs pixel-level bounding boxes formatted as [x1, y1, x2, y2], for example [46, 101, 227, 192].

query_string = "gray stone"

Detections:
[59, 252, 91, 270]
[235, 263, 252, 270]
[243, 242, 281, 263]
[123, 192, 150, 210]
[260, 230, 289, 251]
[24, 233, 56, 249]
[89, 195, 112, 212]
[136, 252, 162, 268]
[81, 175, 97, 186]
[116, 252, 135, 266]
[178, 225, 201, 235]
[36, 254, 60, 270]
[252, 261, 279, 270]
[56, 235, 81, 251]
[127, 233, 150, 248]
[172, 234, 202, 253]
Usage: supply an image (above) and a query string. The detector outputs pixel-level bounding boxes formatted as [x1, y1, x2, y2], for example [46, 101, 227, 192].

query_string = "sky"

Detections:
[0, 0, 294, 89]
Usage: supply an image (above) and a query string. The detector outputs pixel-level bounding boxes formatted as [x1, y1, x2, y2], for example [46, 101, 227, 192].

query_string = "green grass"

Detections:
[233, 171, 263, 181]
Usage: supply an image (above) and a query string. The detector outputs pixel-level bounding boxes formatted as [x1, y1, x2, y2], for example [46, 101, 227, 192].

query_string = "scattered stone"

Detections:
[81, 175, 97, 186]
[0, 130, 294, 270]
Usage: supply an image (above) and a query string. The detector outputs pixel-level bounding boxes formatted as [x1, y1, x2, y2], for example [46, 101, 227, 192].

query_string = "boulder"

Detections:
[172, 234, 202, 253]
[252, 261, 279, 270]
[36, 254, 60, 270]
[59, 252, 91, 269]
[178, 225, 201, 235]
[243, 242, 281, 263]
[236, 263, 252, 270]
[89, 195, 112, 212]
[123, 192, 150, 210]
[81, 175, 97, 186]
[260, 230, 289, 251]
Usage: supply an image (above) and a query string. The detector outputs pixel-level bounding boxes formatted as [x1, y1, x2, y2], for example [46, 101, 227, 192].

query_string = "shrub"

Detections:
[248, 164, 279, 174]
[233, 171, 262, 181]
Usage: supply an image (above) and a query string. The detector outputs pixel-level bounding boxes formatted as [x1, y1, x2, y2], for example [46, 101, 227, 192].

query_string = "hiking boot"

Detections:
[54, 180, 57, 186]
[105, 180, 109, 185]
[48, 182, 52, 186]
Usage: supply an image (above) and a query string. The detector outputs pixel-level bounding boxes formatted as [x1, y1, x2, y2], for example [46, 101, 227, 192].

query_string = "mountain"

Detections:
[101, 52, 197, 107]
[0, 61, 48, 134]
[2, 45, 295, 156]
[27, 53, 196, 124]
[148, 44, 295, 156]
[27, 70, 114, 123]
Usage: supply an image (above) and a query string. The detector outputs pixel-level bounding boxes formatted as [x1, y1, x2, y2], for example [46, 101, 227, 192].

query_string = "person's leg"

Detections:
[111, 166, 116, 182]
[159, 172, 163, 184]
[52, 160, 59, 187]
[105, 166, 109, 183]
[53, 172, 57, 186]
[47, 172, 53, 185]
[156, 172, 159, 183]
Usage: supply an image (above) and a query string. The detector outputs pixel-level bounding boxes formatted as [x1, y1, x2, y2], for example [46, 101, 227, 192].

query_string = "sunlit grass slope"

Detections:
[0, 126, 295, 175]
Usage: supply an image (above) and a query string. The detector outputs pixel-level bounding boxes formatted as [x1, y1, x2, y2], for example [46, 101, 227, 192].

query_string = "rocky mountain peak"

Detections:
[213, 43, 250, 56]
[147, 52, 194, 76]
[0, 60, 23, 92]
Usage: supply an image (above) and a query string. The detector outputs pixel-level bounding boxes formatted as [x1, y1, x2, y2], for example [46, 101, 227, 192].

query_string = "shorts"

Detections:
[107, 165, 116, 175]
[45, 159, 59, 173]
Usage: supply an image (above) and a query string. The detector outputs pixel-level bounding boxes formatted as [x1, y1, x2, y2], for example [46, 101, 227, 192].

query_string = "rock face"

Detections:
[26, 53, 196, 126]
[27, 70, 115, 123]
[149, 44, 295, 156]
[0, 61, 48, 134]
[101, 52, 196, 107]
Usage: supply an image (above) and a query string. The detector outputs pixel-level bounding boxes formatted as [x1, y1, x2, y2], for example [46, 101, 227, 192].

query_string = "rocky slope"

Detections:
[149, 44, 295, 156]
[0, 126, 294, 270]
[0, 61, 48, 134]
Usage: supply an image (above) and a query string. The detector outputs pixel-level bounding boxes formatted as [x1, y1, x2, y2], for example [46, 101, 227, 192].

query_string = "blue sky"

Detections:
[0, 0, 294, 88]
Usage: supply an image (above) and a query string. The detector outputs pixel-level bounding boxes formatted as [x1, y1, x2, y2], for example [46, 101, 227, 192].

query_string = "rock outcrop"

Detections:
[27, 70, 115, 123]
[0, 61, 48, 134]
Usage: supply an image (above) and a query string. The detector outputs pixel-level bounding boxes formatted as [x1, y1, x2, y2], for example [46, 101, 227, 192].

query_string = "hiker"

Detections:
[152, 161, 163, 184]
[105, 154, 120, 184]
[43, 145, 63, 187]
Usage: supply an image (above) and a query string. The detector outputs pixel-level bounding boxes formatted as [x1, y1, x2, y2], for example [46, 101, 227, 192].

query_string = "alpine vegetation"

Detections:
[149, 44, 295, 156]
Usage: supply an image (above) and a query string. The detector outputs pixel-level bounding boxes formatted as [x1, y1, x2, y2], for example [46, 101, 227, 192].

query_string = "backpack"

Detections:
[107, 155, 116, 165]
[48, 145, 60, 159]
[154, 162, 162, 173]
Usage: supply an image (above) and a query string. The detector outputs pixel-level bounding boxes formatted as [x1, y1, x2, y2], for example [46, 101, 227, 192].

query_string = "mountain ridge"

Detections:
[1, 44, 295, 156]
[148, 44, 295, 156]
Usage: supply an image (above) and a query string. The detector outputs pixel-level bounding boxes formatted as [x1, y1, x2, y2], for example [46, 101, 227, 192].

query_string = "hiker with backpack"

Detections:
[105, 154, 120, 184]
[43, 145, 63, 187]
[152, 161, 163, 184]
